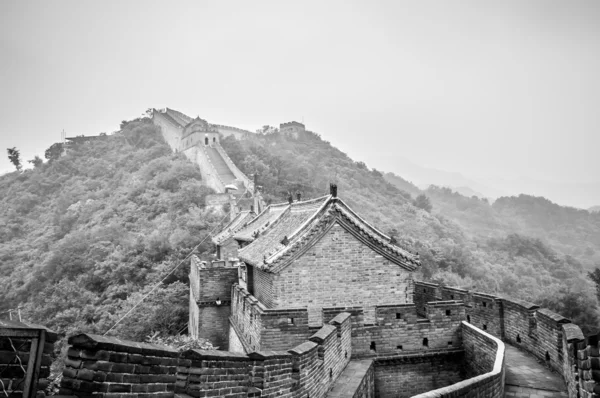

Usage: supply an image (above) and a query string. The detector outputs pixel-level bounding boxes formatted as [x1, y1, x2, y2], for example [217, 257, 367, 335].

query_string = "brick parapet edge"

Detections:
[60, 312, 355, 398]
[411, 321, 506, 398]
[415, 280, 594, 398]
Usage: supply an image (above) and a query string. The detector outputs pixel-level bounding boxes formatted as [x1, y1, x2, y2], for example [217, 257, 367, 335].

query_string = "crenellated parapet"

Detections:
[414, 280, 594, 398]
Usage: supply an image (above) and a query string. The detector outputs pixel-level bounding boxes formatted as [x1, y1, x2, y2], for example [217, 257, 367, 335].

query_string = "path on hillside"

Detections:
[204, 146, 236, 185]
[504, 344, 567, 398]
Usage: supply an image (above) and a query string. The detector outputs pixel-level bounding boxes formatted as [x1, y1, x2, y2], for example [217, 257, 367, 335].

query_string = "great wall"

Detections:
[1, 109, 598, 398]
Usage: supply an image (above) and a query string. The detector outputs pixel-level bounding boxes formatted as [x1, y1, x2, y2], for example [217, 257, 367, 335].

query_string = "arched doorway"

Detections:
[204, 136, 209, 146]
[213, 137, 216, 144]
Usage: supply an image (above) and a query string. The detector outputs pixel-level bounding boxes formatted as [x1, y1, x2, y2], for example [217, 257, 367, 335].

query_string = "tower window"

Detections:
[422, 338, 429, 347]
[446, 310, 451, 316]
[396, 313, 402, 319]
[370, 341, 376, 351]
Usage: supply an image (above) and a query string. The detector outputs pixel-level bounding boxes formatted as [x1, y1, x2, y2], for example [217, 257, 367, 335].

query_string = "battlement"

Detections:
[231, 284, 466, 360]
[59, 309, 357, 398]
[413, 280, 597, 397]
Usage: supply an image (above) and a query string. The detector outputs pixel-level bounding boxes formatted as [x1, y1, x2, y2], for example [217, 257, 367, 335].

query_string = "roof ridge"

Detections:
[264, 196, 332, 264]
[238, 205, 291, 255]
[335, 198, 418, 259]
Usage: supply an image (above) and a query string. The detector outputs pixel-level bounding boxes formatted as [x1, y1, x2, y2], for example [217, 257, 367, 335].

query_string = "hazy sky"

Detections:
[1, 1, 599, 206]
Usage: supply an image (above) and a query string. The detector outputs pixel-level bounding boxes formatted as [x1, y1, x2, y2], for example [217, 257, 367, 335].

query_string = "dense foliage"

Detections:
[1, 118, 598, 363]
[223, 130, 600, 334]
[0, 119, 221, 347]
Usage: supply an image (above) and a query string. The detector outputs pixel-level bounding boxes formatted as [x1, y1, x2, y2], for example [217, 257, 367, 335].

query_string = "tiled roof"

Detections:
[236, 195, 420, 273]
[233, 202, 290, 242]
[212, 211, 256, 245]
[237, 196, 328, 266]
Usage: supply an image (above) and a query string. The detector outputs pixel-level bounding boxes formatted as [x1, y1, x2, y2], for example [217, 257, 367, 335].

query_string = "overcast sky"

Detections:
[1, 1, 599, 207]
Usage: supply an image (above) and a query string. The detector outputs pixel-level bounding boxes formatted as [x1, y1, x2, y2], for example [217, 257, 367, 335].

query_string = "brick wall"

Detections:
[271, 224, 414, 326]
[253, 266, 276, 308]
[231, 285, 311, 352]
[502, 297, 540, 350]
[322, 301, 464, 358]
[417, 280, 593, 398]
[413, 281, 439, 317]
[535, 308, 570, 372]
[374, 351, 465, 398]
[411, 322, 506, 398]
[60, 333, 179, 397]
[176, 311, 354, 398]
[562, 323, 585, 397]
[0, 323, 57, 397]
[189, 259, 238, 349]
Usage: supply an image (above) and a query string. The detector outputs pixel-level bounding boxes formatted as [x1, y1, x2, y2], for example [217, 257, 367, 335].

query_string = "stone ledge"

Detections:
[288, 341, 318, 355]
[68, 334, 179, 357]
[537, 308, 571, 324]
[501, 297, 539, 310]
[183, 349, 249, 361]
[309, 325, 336, 343]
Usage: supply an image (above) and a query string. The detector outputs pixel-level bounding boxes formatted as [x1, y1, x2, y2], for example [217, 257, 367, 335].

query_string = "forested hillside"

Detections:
[1, 117, 598, 357]
[222, 129, 600, 334]
[0, 118, 221, 346]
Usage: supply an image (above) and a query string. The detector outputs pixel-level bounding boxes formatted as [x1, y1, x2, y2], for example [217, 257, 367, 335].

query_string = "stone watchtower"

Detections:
[279, 121, 305, 138]
[180, 117, 220, 151]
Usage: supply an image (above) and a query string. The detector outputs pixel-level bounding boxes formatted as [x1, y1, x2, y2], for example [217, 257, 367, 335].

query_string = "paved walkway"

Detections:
[326, 359, 373, 397]
[504, 344, 568, 398]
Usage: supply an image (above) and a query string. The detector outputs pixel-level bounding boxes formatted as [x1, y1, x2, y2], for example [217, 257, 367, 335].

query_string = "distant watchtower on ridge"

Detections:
[279, 121, 305, 138]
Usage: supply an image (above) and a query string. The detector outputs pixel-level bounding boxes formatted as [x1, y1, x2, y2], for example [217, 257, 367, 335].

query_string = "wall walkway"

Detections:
[504, 344, 567, 398]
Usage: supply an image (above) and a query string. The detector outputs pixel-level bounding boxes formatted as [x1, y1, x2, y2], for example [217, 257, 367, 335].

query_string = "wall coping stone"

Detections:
[471, 291, 499, 300]
[184, 349, 250, 361]
[426, 300, 464, 307]
[329, 312, 351, 325]
[289, 341, 318, 355]
[563, 323, 585, 342]
[67, 333, 179, 357]
[248, 350, 292, 360]
[375, 303, 415, 309]
[0, 319, 59, 343]
[414, 281, 439, 288]
[441, 286, 469, 294]
[501, 297, 540, 310]
[309, 325, 336, 343]
[537, 308, 571, 324]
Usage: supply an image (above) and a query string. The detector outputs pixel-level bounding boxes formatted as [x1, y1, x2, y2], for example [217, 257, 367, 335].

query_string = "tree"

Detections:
[256, 125, 278, 135]
[45, 142, 63, 162]
[413, 194, 432, 213]
[589, 268, 600, 301]
[7, 147, 22, 171]
[28, 155, 43, 168]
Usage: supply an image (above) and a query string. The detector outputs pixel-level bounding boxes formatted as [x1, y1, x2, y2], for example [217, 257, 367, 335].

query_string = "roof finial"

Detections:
[330, 183, 337, 198]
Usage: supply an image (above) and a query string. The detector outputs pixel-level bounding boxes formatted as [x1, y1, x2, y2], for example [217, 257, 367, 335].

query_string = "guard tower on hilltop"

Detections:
[280, 121, 305, 138]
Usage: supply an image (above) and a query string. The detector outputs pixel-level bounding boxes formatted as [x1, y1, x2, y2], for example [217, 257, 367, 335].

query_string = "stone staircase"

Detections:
[204, 145, 237, 185]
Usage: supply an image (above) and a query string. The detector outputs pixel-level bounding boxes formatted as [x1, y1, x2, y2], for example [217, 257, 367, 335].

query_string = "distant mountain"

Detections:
[589, 205, 600, 213]
[449, 186, 486, 199]
[383, 172, 421, 196]
[387, 156, 599, 209]
[482, 176, 600, 210]
[387, 157, 507, 199]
